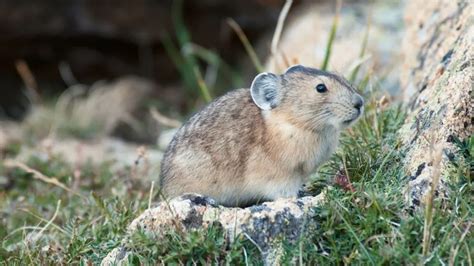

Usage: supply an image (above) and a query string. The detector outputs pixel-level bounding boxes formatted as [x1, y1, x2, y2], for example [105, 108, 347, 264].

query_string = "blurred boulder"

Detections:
[21, 76, 155, 142]
[399, 0, 472, 206]
[262, 1, 404, 94]
[14, 137, 163, 174]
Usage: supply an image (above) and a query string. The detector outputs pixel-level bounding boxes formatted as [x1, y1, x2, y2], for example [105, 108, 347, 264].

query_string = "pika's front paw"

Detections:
[297, 184, 312, 198]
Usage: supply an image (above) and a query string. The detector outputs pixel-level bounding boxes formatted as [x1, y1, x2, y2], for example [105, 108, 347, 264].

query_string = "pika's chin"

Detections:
[342, 110, 363, 127]
[331, 109, 363, 129]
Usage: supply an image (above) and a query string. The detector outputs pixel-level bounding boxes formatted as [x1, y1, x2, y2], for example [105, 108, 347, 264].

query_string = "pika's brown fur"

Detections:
[160, 65, 364, 207]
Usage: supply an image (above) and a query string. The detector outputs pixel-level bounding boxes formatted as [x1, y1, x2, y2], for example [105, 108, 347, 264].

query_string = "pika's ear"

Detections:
[250, 72, 281, 110]
[284, 64, 305, 74]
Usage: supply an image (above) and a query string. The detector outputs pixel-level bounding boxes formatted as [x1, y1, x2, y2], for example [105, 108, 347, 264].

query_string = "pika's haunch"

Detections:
[159, 65, 364, 207]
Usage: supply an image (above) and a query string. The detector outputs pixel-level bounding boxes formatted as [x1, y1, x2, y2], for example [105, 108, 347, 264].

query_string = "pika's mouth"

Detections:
[342, 109, 363, 125]
[343, 118, 355, 125]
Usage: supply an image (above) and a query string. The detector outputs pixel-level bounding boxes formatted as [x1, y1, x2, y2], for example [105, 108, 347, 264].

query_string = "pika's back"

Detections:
[160, 89, 265, 196]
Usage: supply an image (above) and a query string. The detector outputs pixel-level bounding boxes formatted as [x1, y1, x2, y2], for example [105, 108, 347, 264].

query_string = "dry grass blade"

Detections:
[150, 107, 182, 128]
[346, 54, 372, 79]
[148, 181, 155, 209]
[422, 143, 444, 259]
[193, 66, 213, 103]
[227, 18, 264, 72]
[3, 159, 87, 200]
[20, 208, 70, 236]
[448, 221, 472, 266]
[334, 200, 375, 265]
[243, 232, 263, 255]
[5, 226, 45, 241]
[58, 61, 79, 86]
[349, 15, 371, 82]
[15, 59, 41, 104]
[270, 0, 294, 71]
[243, 247, 249, 266]
[27, 200, 61, 243]
[463, 243, 472, 266]
[271, 0, 293, 63]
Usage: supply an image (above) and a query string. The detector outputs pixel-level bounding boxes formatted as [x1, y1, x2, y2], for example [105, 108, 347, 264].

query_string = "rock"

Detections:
[157, 128, 179, 151]
[263, 1, 404, 94]
[0, 121, 22, 149]
[101, 193, 325, 265]
[15, 137, 163, 174]
[101, 246, 131, 266]
[0, 176, 9, 188]
[22, 76, 154, 141]
[399, 0, 473, 207]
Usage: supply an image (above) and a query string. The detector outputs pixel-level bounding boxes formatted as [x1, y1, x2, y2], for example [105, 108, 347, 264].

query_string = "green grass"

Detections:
[0, 153, 148, 264]
[163, 0, 244, 111]
[320, 0, 341, 71]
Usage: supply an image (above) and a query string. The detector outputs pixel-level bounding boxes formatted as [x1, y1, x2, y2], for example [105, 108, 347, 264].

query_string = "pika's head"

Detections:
[250, 65, 364, 131]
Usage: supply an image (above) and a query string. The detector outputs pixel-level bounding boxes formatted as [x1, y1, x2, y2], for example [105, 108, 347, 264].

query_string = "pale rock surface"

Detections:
[14, 137, 162, 176]
[399, 0, 473, 206]
[101, 193, 325, 265]
[264, 1, 404, 94]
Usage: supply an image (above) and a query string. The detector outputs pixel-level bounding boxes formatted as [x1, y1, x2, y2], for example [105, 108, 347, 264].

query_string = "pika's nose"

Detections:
[352, 95, 364, 110]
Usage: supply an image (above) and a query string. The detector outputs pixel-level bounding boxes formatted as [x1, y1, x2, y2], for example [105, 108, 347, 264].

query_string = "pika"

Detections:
[159, 65, 364, 207]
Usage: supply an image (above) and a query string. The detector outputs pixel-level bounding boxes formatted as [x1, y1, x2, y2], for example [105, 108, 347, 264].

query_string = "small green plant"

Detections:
[163, 0, 243, 110]
[349, 17, 371, 83]
[321, 0, 341, 71]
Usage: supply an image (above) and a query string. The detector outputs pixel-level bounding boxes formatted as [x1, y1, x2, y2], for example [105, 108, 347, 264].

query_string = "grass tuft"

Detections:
[349, 16, 371, 83]
[163, 1, 244, 109]
[321, 0, 342, 71]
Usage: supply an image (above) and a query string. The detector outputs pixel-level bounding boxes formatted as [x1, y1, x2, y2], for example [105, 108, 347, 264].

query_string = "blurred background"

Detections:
[0, 0, 403, 145]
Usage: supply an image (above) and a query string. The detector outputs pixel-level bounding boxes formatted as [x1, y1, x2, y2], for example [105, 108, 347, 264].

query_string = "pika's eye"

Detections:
[315, 83, 327, 93]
